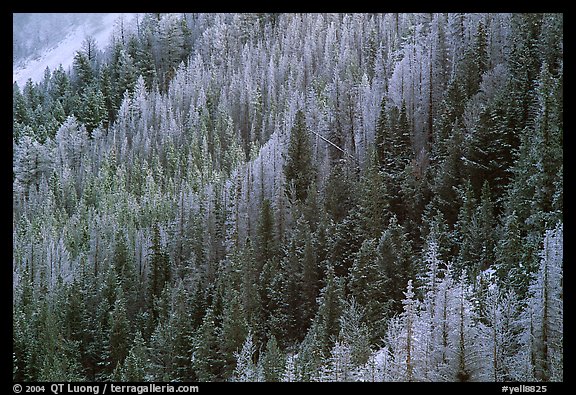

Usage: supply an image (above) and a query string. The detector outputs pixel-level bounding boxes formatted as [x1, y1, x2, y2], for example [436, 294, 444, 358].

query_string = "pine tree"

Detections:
[519, 224, 563, 382]
[121, 331, 149, 382]
[374, 97, 389, 170]
[261, 335, 285, 382]
[148, 225, 171, 322]
[313, 266, 344, 357]
[357, 149, 389, 240]
[170, 281, 196, 381]
[301, 221, 320, 330]
[232, 332, 259, 382]
[349, 238, 391, 343]
[78, 83, 107, 135]
[432, 120, 464, 228]
[322, 340, 354, 382]
[219, 288, 249, 378]
[476, 284, 523, 381]
[255, 199, 277, 264]
[192, 308, 223, 381]
[294, 321, 324, 382]
[284, 109, 315, 203]
[477, 181, 497, 272]
[376, 216, 414, 315]
[454, 180, 481, 278]
[495, 210, 525, 291]
[72, 50, 94, 90]
[113, 232, 138, 320]
[109, 291, 131, 372]
[338, 298, 371, 367]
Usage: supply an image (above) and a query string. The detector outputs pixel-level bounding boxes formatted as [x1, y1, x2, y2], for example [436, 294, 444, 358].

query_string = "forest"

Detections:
[12, 13, 563, 382]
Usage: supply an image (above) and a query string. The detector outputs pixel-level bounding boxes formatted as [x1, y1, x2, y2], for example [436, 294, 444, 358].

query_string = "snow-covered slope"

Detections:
[13, 13, 136, 87]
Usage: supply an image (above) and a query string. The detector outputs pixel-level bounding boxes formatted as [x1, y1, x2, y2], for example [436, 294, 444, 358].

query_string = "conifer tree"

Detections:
[261, 335, 285, 382]
[284, 109, 315, 203]
[109, 291, 131, 372]
[121, 331, 149, 382]
[191, 308, 222, 382]
[519, 224, 563, 382]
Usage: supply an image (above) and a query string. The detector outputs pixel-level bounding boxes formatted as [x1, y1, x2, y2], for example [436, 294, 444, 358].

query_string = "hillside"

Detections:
[13, 13, 135, 86]
[12, 13, 563, 383]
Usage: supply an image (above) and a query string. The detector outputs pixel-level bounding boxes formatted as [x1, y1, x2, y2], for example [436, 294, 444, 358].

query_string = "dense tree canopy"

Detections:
[13, 13, 562, 382]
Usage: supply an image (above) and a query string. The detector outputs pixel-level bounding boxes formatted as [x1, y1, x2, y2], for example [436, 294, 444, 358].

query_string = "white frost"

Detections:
[13, 13, 136, 87]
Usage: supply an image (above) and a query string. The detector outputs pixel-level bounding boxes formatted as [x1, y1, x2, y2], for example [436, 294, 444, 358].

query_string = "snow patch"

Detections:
[13, 13, 136, 87]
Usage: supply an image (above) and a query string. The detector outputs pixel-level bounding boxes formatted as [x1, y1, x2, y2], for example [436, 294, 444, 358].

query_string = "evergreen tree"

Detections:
[255, 198, 277, 264]
[121, 331, 149, 382]
[519, 224, 563, 382]
[232, 332, 259, 382]
[431, 120, 464, 228]
[324, 162, 355, 224]
[376, 216, 414, 315]
[374, 97, 389, 170]
[191, 308, 222, 381]
[109, 291, 131, 372]
[284, 109, 315, 203]
[349, 238, 391, 343]
[148, 225, 171, 322]
[170, 281, 196, 381]
[338, 298, 371, 366]
[313, 266, 345, 357]
[78, 83, 107, 134]
[219, 288, 249, 378]
[72, 50, 94, 91]
[476, 284, 523, 381]
[301, 228, 320, 328]
[357, 149, 389, 240]
[495, 211, 526, 292]
[261, 335, 285, 382]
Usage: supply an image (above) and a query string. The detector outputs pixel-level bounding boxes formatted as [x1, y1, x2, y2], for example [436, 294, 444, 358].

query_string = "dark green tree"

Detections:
[219, 288, 249, 378]
[284, 110, 315, 203]
[78, 84, 107, 135]
[121, 331, 149, 382]
[261, 335, 285, 382]
[301, 228, 320, 329]
[313, 266, 344, 357]
[376, 215, 414, 315]
[324, 162, 355, 223]
[72, 51, 94, 91]
[357, 149, 389, 240]
[255, 199, 277, 267]
[148, 225, 171, 322]
[374, 97, 389, 170]
[192, 308, 223, 381]
[349, 238, 391, 343]
[338, 298, 371, 366]
[109, 291, 131, 373]
[432, 121, 465, 227]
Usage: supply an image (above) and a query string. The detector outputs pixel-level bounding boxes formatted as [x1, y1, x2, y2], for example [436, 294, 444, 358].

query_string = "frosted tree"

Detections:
[356, 347, 393, 382]
[282, 354, 297, 382]
[385, 280, 420, 381]
[338, 298, 371, 367]
[54, 116, 89, 185]
[518, 223, 563, 381]
[416, 237, 446, 381]
[232, 332, 260, 382]
[321, 340, 354, 382]
[476, 284, 523, 381]
[11, 12, 563, 382]
[443, 274, 484, 382]
[13, 136, 54, 194]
